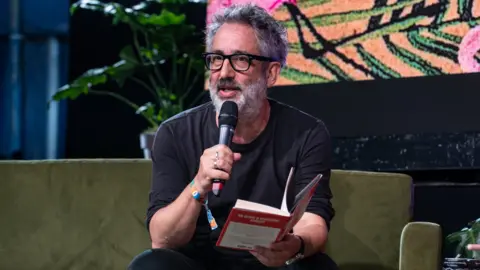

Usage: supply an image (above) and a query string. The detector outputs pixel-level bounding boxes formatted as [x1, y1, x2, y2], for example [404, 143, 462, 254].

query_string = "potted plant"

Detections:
[51, 0, 206, 158]
[443, 218, 480, 270]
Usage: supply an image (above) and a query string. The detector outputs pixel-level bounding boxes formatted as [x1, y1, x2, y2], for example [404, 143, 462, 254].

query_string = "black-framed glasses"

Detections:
[202, 52, 277, 72]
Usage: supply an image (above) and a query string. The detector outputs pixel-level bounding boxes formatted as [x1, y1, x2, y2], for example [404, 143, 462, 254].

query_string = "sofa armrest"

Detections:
[399, 222, 442, 270]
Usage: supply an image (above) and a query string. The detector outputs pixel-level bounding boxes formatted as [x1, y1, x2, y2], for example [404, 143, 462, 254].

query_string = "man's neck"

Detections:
[216, 99, 271, 145]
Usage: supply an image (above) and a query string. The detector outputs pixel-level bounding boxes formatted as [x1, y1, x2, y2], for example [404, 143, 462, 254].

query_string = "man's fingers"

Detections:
[250, 247, 285, 267]
[233, 153, 242, 161]
[208, 168, 230, 181]
[214, 158, 233, 173]
[254, 246, 276, 261]
[214, 144, 233, 157]
[269, 240, 288, 251]
[270, 234, 297, 251]
[249, 250, 271, 265]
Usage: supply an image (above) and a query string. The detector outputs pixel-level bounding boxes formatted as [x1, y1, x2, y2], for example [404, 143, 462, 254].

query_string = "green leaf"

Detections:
[383, 36, 443, 76]
[51, 85, 88, 101]
[433, 0, 449, 24]
[70, 0, 146, 30]
[340, 15, 426, 47]
[281, 0, 423, 26]
[106, 60, 137, 87]
[458, 0, 475, 24]
[138, 9, 185, 26]
[70, 0, 104, 15]
[446, 230, 468, 244]
[407, 30, 458, 62]
[446, 218, 480, 258]
[72, 67, 109, 88]
[120, 45, 141, 64]
[355, 44, 401, 79]
[428, 29, 463, 44]
[297, 0, 331, 8]
[136, 102, 156, 118]
[280, 66, 330, 84]
[317, 57, 353, 81]
[468, 218, 480, 228]
[52, 67, 108, 101]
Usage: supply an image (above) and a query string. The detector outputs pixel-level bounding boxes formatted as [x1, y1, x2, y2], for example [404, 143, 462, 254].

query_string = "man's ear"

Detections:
[266, 62, 282, 88]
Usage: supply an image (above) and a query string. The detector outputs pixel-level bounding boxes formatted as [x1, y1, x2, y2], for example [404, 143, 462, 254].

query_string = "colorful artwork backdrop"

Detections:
[206, 0, 480, 86]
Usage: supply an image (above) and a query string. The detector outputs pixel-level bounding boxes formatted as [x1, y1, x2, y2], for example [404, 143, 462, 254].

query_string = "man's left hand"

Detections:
[249, 234, 301, 267]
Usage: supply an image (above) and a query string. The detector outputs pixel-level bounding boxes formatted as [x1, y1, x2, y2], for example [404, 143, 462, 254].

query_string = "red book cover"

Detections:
[216, 168, 322, 251]
[216, 207, 292, 250]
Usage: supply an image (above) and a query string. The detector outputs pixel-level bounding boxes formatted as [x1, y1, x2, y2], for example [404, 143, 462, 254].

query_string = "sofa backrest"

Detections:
[326, 170, 412, 270]
[0, 160, 412, 270]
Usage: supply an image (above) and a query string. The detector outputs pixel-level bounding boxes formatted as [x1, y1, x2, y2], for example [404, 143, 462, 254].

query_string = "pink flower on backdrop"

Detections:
[458, 25, 480, 73]
[206, 0, 297, 25]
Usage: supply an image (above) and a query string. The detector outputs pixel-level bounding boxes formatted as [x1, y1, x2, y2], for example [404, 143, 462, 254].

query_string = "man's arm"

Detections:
[149, 187, 204, 249]
[293, 121, 334, 256]
[147, 124, 239, 249]
[293, 213, 329, 256]
[147, 124, 202, 249]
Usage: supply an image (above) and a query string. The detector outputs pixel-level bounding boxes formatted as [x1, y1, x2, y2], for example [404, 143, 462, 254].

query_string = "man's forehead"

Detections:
[210, 23, 260, 54]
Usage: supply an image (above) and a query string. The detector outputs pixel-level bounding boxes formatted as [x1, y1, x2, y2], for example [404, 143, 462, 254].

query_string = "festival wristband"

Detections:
[189, 180, 217, 230]
[190, 180, 205, 203]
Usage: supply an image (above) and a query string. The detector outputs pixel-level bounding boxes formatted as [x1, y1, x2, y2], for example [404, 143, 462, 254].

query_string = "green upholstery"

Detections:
[0, 159, 442, 270]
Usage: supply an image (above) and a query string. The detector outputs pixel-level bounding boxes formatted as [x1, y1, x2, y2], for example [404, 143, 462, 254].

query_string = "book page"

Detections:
[280, 167, 295, 213]
[235, 199, 289, 217]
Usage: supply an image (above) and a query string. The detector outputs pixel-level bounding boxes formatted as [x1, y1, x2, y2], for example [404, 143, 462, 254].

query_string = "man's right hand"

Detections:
[194, 144, 241, 196]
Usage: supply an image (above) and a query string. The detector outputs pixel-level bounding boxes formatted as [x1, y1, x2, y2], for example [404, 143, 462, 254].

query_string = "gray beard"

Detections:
[209, 78, 267, 124]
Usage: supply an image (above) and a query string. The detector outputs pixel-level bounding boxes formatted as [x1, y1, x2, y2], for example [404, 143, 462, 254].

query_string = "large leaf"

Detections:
[52, 68, 108, 101]
[446, 218, 480, 258]
[138, 8, 185, 26]
[70, 0, 190, 32]
[106, 59, 137, 87]
[71, 0, 142, 29]
[62, 0, 205, 127]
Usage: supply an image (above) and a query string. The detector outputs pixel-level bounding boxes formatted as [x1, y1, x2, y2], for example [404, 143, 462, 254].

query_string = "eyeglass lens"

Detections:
[206, 54, 250, 71]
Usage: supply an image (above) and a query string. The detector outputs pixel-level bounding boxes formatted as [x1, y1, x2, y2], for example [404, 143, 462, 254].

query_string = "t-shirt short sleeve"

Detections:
[294, 122, 335, 229]
[146, 123, 189, 231]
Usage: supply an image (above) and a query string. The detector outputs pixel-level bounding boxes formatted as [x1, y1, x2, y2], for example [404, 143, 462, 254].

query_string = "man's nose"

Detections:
[219, 58, 235, 78]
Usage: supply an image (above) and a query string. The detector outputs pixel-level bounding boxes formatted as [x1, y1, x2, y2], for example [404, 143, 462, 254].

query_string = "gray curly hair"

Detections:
[205, 3, 289, 68]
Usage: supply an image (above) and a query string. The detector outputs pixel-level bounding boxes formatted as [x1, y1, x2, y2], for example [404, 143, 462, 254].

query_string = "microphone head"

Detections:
[218, 101, 238, 128]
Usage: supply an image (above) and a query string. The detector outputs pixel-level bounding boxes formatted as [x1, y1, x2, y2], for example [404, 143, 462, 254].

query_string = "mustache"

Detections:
[216, 78, 241, 91]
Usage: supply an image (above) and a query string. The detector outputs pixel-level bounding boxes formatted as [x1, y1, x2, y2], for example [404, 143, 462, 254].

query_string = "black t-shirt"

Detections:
[146, 98, 334, 263]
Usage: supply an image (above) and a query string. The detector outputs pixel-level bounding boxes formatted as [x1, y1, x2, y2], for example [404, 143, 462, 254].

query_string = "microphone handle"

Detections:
[212, 124, 235, 197]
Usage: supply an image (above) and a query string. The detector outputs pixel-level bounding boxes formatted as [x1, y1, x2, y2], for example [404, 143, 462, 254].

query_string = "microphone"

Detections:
[212, 101, 238, 197]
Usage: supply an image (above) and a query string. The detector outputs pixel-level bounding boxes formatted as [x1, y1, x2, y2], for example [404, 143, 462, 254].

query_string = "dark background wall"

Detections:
[43, 0, 480, 259]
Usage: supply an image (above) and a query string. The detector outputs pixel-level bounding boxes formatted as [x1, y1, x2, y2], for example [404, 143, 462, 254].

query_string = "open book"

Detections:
[215, 168, 322, 251]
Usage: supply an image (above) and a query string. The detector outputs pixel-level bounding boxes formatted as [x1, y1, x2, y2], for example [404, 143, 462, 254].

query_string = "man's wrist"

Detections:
[294, 234, 305, 256]
[285, 234, 305, 265]
[189, 179, 206, 203]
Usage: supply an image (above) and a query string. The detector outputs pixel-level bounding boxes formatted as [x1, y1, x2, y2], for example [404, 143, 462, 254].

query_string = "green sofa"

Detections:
[0, 159, 442, 270]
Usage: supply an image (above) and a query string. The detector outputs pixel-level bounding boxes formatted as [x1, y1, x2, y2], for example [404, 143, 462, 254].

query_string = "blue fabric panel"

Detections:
[22, 0, 70, 35]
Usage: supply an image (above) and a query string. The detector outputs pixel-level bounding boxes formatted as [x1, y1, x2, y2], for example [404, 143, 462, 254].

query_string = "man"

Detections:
[128, 3, 337, 270]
